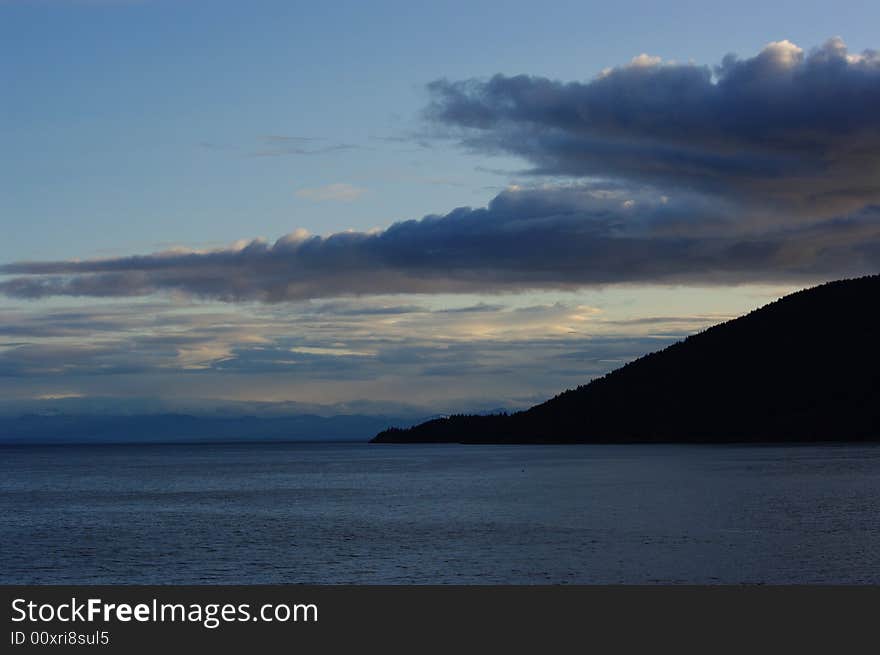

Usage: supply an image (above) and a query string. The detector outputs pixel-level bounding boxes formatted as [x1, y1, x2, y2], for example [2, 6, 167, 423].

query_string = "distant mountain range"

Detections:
[373, 275, 880, 444]
[0, 413, 421, 445]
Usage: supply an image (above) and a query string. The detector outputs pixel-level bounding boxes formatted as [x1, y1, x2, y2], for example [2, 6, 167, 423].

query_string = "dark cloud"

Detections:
[426, 38, 880, 218]
[304, 302, 428, 316]
[598, 315, 734, 326]
[2, 185, 879, 302]
[435, 302, 506, 314]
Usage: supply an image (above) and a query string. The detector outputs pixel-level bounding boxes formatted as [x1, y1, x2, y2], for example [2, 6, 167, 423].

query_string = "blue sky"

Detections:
[1, 0, 879, 415]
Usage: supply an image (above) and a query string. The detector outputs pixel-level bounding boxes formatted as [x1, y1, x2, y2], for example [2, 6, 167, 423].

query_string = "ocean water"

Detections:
[2, 442, 879, 584]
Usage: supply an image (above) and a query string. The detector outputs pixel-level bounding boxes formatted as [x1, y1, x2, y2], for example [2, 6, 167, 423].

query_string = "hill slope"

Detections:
[373, 276, 880, 443]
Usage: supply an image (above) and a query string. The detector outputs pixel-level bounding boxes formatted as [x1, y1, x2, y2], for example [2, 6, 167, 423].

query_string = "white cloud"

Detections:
[629, 53, 663, 68]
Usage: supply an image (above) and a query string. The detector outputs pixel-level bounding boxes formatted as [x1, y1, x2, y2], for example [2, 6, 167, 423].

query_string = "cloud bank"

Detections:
[427, 37, 880, 219]
[2, 294, 720, 412]
[2, 38, 879, 303]
[2, 184, 879, 302]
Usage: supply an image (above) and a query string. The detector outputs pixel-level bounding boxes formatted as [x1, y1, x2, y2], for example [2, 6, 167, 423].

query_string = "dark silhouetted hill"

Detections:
[373, 276, 880, 443]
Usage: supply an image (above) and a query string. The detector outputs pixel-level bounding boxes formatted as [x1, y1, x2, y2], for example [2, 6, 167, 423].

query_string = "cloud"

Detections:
[426, 37, 880, 219]
[1, 293, 722, 413]
[3, 38, 879, 304]
[3, 183, 879, 302]
[295, 183, 368, 202]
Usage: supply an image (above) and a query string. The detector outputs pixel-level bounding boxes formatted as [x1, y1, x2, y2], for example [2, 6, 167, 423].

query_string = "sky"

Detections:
[1, 0, 879, 416]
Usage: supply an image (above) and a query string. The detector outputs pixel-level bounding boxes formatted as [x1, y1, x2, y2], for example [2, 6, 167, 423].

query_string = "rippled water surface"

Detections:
[2, 442, 879, 583]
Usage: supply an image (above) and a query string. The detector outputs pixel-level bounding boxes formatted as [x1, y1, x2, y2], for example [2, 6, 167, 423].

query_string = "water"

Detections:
[2, 442, 879, 584]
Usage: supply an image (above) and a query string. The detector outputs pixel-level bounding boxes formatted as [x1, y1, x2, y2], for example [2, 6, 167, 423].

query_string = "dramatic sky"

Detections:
[1, 1, 879, 416]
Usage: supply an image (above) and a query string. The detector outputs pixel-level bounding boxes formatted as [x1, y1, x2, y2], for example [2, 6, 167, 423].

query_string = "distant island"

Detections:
[373, 275, 880, 444]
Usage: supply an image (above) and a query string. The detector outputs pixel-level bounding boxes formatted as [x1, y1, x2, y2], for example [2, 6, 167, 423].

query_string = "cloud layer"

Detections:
[2, 184, 879, 302]
[2, 38, 879, 303]
[428, 38, 880, 219]
[2, 292, 730, 412]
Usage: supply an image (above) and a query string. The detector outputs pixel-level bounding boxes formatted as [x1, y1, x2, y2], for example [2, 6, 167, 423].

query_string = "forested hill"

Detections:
[373, 276, 880, 444]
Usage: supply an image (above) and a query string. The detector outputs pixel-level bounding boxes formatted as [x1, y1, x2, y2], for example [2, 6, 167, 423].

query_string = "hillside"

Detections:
[373, 276, 880, 443]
